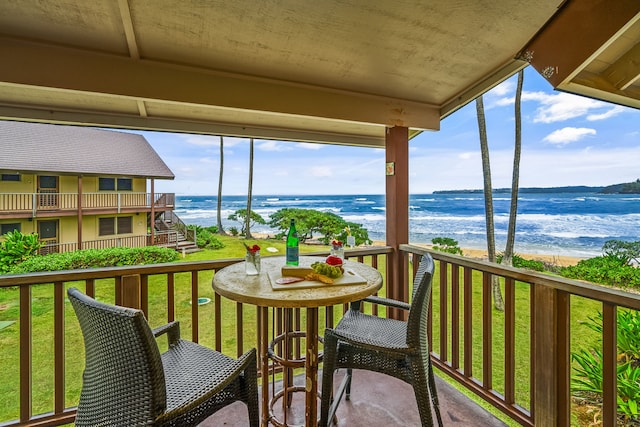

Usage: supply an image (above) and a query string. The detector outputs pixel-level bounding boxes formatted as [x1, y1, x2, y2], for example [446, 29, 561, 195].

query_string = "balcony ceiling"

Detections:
[0, 0, 638, 148]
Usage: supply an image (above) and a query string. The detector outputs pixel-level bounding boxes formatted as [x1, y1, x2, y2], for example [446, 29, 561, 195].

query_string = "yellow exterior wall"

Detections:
[0, 173, 36, 192]
[0, 218, 36, 236]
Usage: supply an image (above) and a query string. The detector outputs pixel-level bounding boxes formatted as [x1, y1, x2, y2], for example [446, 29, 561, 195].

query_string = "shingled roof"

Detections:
[0, 121, 174, 179]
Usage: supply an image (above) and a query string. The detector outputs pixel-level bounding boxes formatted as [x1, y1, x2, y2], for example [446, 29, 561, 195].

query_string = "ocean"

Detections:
[175, 193, 640, 258]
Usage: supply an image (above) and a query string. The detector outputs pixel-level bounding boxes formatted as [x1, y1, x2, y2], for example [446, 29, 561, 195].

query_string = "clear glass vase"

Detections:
[245, 250, 261, 275]
[330, 244, 344, 260]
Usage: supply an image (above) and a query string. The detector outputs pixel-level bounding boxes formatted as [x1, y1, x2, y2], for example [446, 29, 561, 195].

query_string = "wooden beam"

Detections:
[521, 0, 640, 88]
[0, 37, 440, 130]
[603, 41, 640, 90]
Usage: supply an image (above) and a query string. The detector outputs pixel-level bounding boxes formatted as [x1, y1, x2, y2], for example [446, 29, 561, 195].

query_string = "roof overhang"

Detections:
[0, 1, 636, 147]
[521, 0, 640, 110]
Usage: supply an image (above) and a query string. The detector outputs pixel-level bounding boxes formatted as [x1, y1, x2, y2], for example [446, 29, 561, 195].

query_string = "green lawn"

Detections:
[0, 238, 602, 425]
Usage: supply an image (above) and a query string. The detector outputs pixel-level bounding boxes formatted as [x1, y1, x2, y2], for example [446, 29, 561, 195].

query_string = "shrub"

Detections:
[497, 253, 545, 272]
[431, 237, 463, 256]
[194, 228, 225, 250]
[602, 239, 640, 265]
[9, 246, 179, 274]
[561, 256, 640, 289]
[0, 231, 42, 274]
[571, 311, 640, 424]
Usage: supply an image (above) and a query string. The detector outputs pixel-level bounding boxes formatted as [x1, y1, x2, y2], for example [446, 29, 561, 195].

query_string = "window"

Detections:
[99, 177, 133, 191]
[99, 216, 133, 236]
[1, 174, 20, 181]
[99, 217, 115, 236]
[117, 178, 133, 191]
[99, 178, 116, 191]
[1, 223, 21, 235]
[117, 216, 133, 234]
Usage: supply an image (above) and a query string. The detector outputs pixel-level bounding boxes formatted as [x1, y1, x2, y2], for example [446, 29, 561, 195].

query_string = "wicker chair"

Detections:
[319, 253, 443, 426]
[68, 287, 259, 426]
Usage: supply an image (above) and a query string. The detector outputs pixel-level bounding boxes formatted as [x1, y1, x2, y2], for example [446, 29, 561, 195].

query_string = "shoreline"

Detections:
[250, 233, 585, 267]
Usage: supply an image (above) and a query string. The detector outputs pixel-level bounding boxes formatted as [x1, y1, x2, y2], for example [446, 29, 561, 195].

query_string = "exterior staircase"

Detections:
[154, 212, 201, 254]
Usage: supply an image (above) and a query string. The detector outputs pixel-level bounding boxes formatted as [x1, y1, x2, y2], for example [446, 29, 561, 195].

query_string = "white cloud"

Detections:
[522, 92, 628, 124]
[490, 80, 514, 97]
[543, 127, 596, 145]
[178, 134, 219, 146]
[587, 105, 626, 121]
[296, 142, 323, 150]
[257, 140, 290, 152]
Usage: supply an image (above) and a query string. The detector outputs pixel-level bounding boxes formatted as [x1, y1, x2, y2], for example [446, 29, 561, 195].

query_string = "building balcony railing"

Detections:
[36, 231, 180, 255]
[0, 245, 639, 426]
[0, 192, 175, 218]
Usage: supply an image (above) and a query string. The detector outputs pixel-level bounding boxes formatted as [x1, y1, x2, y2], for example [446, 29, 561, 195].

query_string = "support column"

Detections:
[77, 176, 83, 250]
[150, 179, 155, 245]
[385, 126, 409, 320]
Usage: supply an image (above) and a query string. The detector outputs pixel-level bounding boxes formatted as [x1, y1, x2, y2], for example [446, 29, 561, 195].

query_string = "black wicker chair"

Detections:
[319, 253, 443, 426]
[68, 287, 259, 426]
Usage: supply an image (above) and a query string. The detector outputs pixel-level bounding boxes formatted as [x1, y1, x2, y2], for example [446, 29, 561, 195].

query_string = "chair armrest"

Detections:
[360, 295, 410, 311]
[152, 321, 181, 345]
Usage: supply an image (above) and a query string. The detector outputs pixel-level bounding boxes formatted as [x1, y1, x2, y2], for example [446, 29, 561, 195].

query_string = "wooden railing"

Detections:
[0, 192, 175, 217]
[36, 231, 180, 255]
[401, 245, 640, 427]
[0, 247, 392, 426]
[1, 244, 639, 426]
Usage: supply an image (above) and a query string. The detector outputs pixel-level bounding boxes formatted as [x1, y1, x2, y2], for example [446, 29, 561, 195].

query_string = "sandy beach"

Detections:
[251, 233, 585, 267]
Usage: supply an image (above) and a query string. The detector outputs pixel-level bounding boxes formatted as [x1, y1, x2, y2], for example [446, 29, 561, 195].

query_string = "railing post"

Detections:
[533, 285, 570, 426]
[120, 274, 141, 310]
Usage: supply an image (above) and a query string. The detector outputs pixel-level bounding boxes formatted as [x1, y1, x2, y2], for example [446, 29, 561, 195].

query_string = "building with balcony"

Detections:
[0, 121, 194, 253]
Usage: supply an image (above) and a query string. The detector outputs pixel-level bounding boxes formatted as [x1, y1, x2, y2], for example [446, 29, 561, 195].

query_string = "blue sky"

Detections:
[138, 67, 640, 196]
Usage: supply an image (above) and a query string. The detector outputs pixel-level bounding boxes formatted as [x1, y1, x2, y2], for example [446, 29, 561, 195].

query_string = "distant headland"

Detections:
[433, 180, 640, 194]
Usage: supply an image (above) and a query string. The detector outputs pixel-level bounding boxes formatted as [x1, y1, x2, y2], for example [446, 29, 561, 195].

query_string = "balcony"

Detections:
[0, 192, 175, 219]
[1, 245, 639, 426]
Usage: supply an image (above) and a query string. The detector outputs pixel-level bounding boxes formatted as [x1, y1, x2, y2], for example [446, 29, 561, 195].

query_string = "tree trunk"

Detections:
[476, 96, 505, 311]
[216, 136, 226, 235]
[502, 70, 524, 267]
[245, 138, 254, 239]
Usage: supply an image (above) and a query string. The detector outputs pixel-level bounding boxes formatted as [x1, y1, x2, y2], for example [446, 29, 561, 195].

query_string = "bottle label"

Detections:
[286, 246, 299, 265]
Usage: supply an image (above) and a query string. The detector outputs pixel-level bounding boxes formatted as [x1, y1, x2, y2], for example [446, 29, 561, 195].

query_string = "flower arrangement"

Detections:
[243, 243, 261, 275]
[330, 239, 344, 259]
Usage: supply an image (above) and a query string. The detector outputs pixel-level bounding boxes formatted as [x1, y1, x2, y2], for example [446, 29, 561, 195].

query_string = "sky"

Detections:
[134, 67, 640, 196]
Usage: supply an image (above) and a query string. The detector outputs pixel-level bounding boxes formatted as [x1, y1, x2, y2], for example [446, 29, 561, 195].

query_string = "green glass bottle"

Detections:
[285, 219, 299, 265]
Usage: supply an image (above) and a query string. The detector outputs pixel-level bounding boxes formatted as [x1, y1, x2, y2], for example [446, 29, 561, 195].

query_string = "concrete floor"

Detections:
[199, 370, 508, 426]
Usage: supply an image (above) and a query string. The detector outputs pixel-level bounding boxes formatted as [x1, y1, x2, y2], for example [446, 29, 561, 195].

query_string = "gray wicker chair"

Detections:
[68, 287, 259, 426]
[319, 254, 442, 426]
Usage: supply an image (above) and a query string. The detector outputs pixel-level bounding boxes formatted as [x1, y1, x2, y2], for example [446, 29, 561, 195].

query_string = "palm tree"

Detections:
[502, 69, 524, 266]
[244, 138, 254, 239]
[216, 136, 226, 235]
[476, 95, 505, 311]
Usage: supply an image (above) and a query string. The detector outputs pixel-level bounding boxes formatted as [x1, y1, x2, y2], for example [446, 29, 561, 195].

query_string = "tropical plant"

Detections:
[571, 310, 640, 424]
[0, 230, 42, 274]
[267, 208, 371, 245]
[216, 135, 227, 235]
[602, 239, 640, 265]
[502, 69, 524, 268]
[431, 237, 463, 255]
[475, 95, 504, 311]
[245, 137, 255, 238]
[228, 209, 266, 236]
